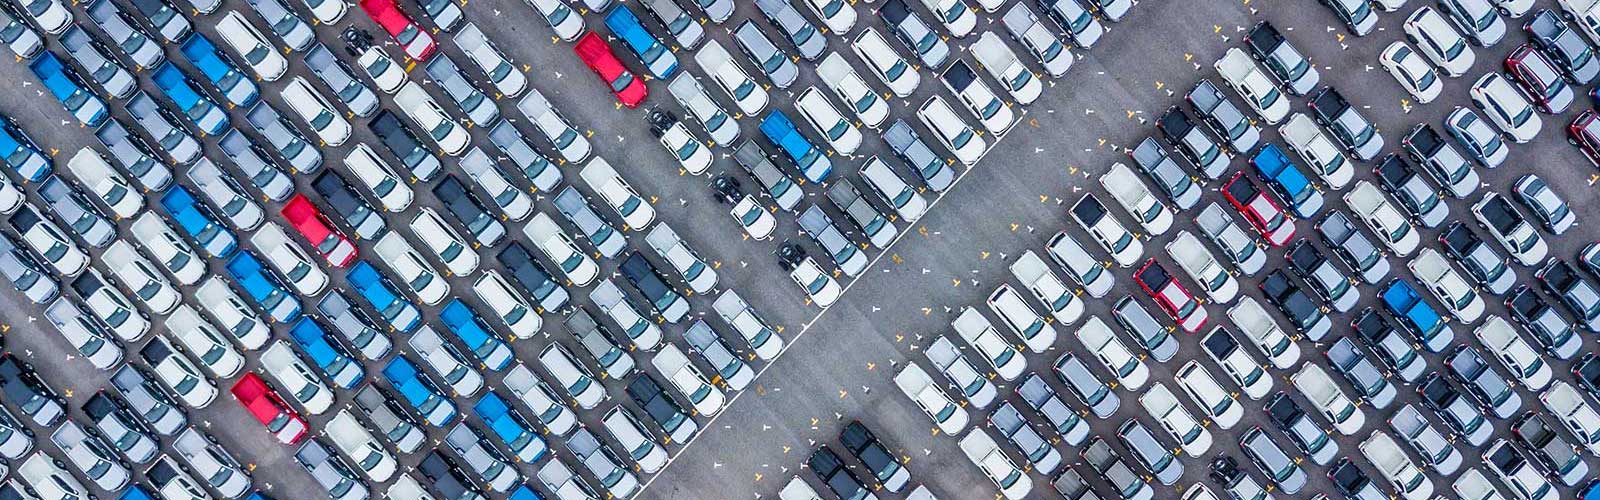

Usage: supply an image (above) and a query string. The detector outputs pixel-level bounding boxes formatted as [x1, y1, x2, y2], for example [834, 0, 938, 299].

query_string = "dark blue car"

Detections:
[178, 33, 260, 108]
[224, 251, 301, 322]
[160, 186, 237, 258]
[286, 318, 365, 389]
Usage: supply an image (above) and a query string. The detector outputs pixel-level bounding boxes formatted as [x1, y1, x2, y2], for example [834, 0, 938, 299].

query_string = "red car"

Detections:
[1569, 110, 1600, 165]
[281, 194, 357, 268]
[1222, 172, 1294, 246]
[1505, 44, 1573, 114]
[574, 32, 646, 108]
[359, 0, 436, 61]
[1133, 259, 1208, 333]
[230, 373, 308, 445]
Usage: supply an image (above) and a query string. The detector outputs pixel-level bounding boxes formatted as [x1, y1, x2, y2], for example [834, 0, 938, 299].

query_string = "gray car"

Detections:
[487, 121, 563, 191]
[425, 54, 499, 127]
[95, 121, 173, 192]
[1388, 404, 1464, 475]
[1512, 174, 1575, 235]
[127, 91, 204, 166]
[216, 131, 292, 201]
[564, 308, 636, 379]
[108, 365, 185, 436]
[1051, 352, 1119, 418]
[444, 423, 519, 492]
[553, 186, 626, 258]
[1326, 337, 1397, 409]
[1402, 124, 1477, 199]
[1129, 137, 1201, 210]
[295, 439, 367, 500]
[641, 0, 703, 48]
[827, 180, 897, 249]
[80, 392, 158, 464]
[1017, 373, 1090, 445]
[1117, 420, 1182, 486]
[1440, 0, 1505, 46]
[1112, 297, 1179, 362]
[1240, 427, 1307, 494]
[1081, 438, 1153, 500]
[245, 0, 312, 51]
[754, 0, 824, 60]
[83, 0, 162, 68]
[315, 292, 393, 360]
[1188, 80, 1261, 153]
[683, 319, 753, 391]
[244, 102, 322, 173]
[1445, 108, 1507, 168]
[0, 3, 43, 58]
[733, 140, 803, 210]
[880, 0, 950, 67]
[37, 177, 115, 248]
[732, 21, 797, 88]
[991, 402, 1062, 475]
[567, 427, 638, 498]
[798, 205, 867, 276]
[1315, 212, 1390, 284]
[304, 44, 379, 118]
[883, 120, 955, 191]
[1195, 204, 1267, 276]
[351, 385, 426, 454]
[0, 233, 57, 304]
[59, 27, 136, 99]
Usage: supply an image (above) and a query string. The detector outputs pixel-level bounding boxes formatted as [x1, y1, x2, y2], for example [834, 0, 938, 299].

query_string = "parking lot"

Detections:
[2, 0, 1600, 497]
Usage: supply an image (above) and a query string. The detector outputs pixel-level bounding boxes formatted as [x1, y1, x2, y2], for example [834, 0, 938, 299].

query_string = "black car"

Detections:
[368, 110, 442, 181]
[1417, 374, 1492, 446]
[1506, 286, 1581, 359]
[1443, 345, 1521, 418]
[1285, 240, 1357, 312]
[497, 242, 568, 311]
[1327, 459, 1386, 500]
[625, 374, 694, 440]
[1314, 212, 1389, 284]
[1155, 106, 1226, 179]
[1401, 124, 1475, 198]
[809, 446, 873, 500]
[1372, 154, 1447, 228]
[1258, 269, 1330, 341]
[417, 450, 485, 499]
[1350, 308, 1425, 382]
[1308, 87, 1382, 160]
[1536, 259, 1600, 331]
[310, 170, 386, 240]
[1439, 222, 1515, 294]
[431, 175, 506, 247]
[1511, 411, 1590, 486]
[1186, 79, 1260, 152]
[0, 354, 65, 427]
[618, 252, 688, 323]
[1524, 10, 1600, 85]
[1265, 392, 1337, 465]
[839, 421, 910, 492]
[1245, 21, 1318, 95]
[1574, 354, 1600, 396]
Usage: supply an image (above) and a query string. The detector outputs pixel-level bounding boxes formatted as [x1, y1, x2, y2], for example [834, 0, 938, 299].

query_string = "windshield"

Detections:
[245, 46, 270, 65]
[428, 121, 454, 142]
[610, 72, 636, 92]
[397, 25, 420, 46]
[885, 60, 908, 80]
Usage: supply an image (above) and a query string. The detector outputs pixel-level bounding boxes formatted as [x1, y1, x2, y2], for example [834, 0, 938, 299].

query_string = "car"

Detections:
[1000, 2, 1072, 76]
[383, 354, 461, 427]
[1416, 375, 1494, 446]
[340, 387, 424, 458]
[530, 341, 604, 411]
[244, 103, 324, 174]
[1540, 381, 1600, 455]
[242, 0, 312, 52]
[1512, 412, 1588, 486]
[1100, 164, 1174, 237]
[620, 252, 692, 322]
[331, 146, 410, 214]
[314, 292, 391, 360]
[28, 53, 109, 128]
[578, 158, 654, 230]
[1216, 48, 1291, 124]
[445, 423, 521, 493]
[1258, 269, 1332, 341]
[1198, 327, 1272, 399]
[943, 59, 1017, 135]
[1380, 42, 1444, 102]
[1251, 144, 1326, 220]
[1400, 7, 1475, 77]
[280, 195, 358, 269]
[876, 125, 953, 197]
[1473, 192, 1548, 265]
[1304, 91, 1379, 166]
[1286, 240, 1358, 313]
[806, 447, 879, 500]
[1402, 125, 1479, 202]
[285, 318, 364, 389]
[678, 320, 752, 394]
[345, 259, 422, 332]
[35, 178, 115, 250]
[1506, 44, 1574, 113]
[1447, 109, 1510, 172]
[1439, 223, 1514, 294]
[691, 42, 768, 117]
[359, 0, 434, 60]
[1372, 155, 1448, 228]
[1441, 0, 1507, 45]
[779, 253, 836, 307]
[392, 82, 468, 155]
[1155, 107, 1228, 180]
[470, 391, 551, 465]
[1069, 194, 1143, 267]
[294, 439, 369, 500]
[793, 88, 861, 157]
[0, 358, 62, 431]
[600, 406, 667, 474]
[1470, 73, 1542, 142]
[654, 342, 726, 416]
[0, 397, 30, 459]
[435, 173, 510, 245]
[892, 363, 970, 435]
[1238, 427, 1306, 494]
[1187, 80, 1261, 154]
[1318, 0, 1376, 35]
[127, 213, 204, 289]
[1073, 316, 1148, 393]
[168, 429, 250, 498]
[563, 308, 636, 380]
[0, 3, 42, 58]
[592, 277, 666, 351]
[320, 410, 397, 483]
[1291, 363, 1365, 436]
[247, 223, 328, 298]
[1326, 337, 1397, 409]
[186, 159, 263, 231]
[0, 234, 56, 304]
[1133, 259, 1207, 332]
[79, 391, 154, 465]
[1345, 181, 1421, 257]
[139, 336, 218, 408]
[1526, 10, 1598, 84]
[1382, 279, 1454, 354]
[1194, 204, 1267, 277]
[229, 372, 308, 445]
[1353, 311, 1426, 386]
[522, 213, 598, 288]
[1538, 260, 1600, 331]
[1266, 393, 1337, 466]
[1138, 382, 1212, 456]
[55, 28, 134, 103]
[1359, 431, 1435, 500]
[256, 341, 334, 415]
[1243, 21, 1320, 96]
[483, 128, 560, 195]
[1484, 439, 1558, 500]
[1474, 317, 1554, 392]
[925, 336, 999, 409]
[211, 11, 290, 81]
[1081, 438, 1153, 500]
[163, 306, 244, 378]
[1387, 405, 1466, 477]
[8, 206, 89, 278]
[1512, 174, 1574, 234]
[1175, 361, 1244, 429]
[1406, 249, 1486, 324]
[1277, 116, 1355, 193]
[17, 453, 90, 500]
[276, 77, 350, 148]
[175, 35, 256, 109]
[1507, 286, 1582, 359]
[1129, 142, 1202, 215]
[950, 307, 1025, 380]
[1324, 460, 1388, 500]
[69, 269, 149, 342]
[829, 180, 898, 248]
[1223, 172, 1294, 246]
[1038, 0, 1104, 47]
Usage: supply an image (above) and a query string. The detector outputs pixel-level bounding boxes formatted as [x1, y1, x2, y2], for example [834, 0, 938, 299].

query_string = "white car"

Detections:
[815, 53, 889, 128]
[926, 336, 997, 408]
[798, 0, 854, 32]
[958, 431, 1030, 499]
[170, 429, 250, 498]
[408, 208, 477, 276]
[1279, 113, 1354, 189]
[667, 74, 740, 145]
[694, 40, 769, 115]
[517, 91, 593, 164]
[986, 284, 1057, 353]
[971, 32, 1042, 104]
[326, 410, 397, 481]
[344, 144, 413, 212]
[1100, 163, 1174, 236]
[18, 453, 90, 500]
[459, 148, 533, 221]
[1408, 249, 1486, 322]
[921, 0, 975, 36]
[250, 223, 330, 296]
[216, 11, 288, 81]
[713, 290, 784, 360]
[794, 87, 862, 155]
[408, 326, 485, 397]
[952, 307, 1025, 380]
[1227, 297, 1300, 369]
[394, 82, 469, 155]
[1405, 6, 1476, 76]
[18, 0, 70, 34]
[454, 23, 526, 98]
[73, 270, 148, 341]
[0, 176, 20, 215]
[502, 362, 579, 435]
[194, 278, 269, 349]
[1540, 381, 1600, 454]
[652, 343, 724, 415]
[13, 209, 87, 277]
[298, 0, 344, 23]
[730, 195, 776, 240]
[259, 341, 334, 414]
[65, 149, 142, 219]
[1069, 194, 1144, 267]
[280, 77, 350, 146]
[1293, 364, 1367, 435]
[1198, 327, 1273, 399]
[1008, 250, 1083, 324]
[1000, 3, 1072, 77]
[654, 116, 713, 175]
[591, 279, 663, 351]
[471, 270, 540, 339]
[524, 213, 598, 287]
[917, 96, 985, 166]
[1165, 232, 1239, 303]
[1045, 231, 1115, 297]
[354, 45, 406, 94]
[893, 364, 969, 434]
[853, 29, 921, 97]
[163, 306, 244, 378]
[1216, 48, 1290, 124]
[601, 406, 667, 473]
[99, 242, 179, 315]
[1472, 192, 1548, 266]
[187, 160, 263, 230]
[940, 60, 1016, 134]
[859, 157, 928, 222]
[1469, 73, 1542, 142]
[1380, 42, 1444, 103]
[1474, 317, 1553, 390]
[1362, 431, 1436, 500]
[1174, 361, 1243, 429]
[580, 158, 655, 229]
[374, 232, 449, 305]
[43, 299, 123, 370]
[527, 0, 583, 41]
[1345, 181, 1421, 256]
[140, 336, 217, 408]
[645, 223, 718, 294]
[1140, 383, 1214, 456]
[1075, 317, 1150, 390]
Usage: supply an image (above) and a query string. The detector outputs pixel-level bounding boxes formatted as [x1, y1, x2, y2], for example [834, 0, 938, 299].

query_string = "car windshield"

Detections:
[733, 79, 756, 99]
[806, 274, 828, 294]
[294, 382, 319, 402]
[429, 122, 455, 142]
[610, 72, 636, 92]
[311, 110, 335, 129]
[174, 374, 199, 393]
[762, 52, 785, 73]
[288, 262, 313, 281]
[1211, 396, 1232, 416]
[267, 412, 291, 431]
[407, 271, 433, 291]
[951, 127, 974, 148]
[245, 45, 270, 65]
[546, 4, 570, 24]
[555, 128, 578, 148]
[915, 32, 937, 53]
[826, 120, 849, 140]
[1389, 222, 1410, 243]
[885, 60, 908, 80]
[397, 24, 420, 45]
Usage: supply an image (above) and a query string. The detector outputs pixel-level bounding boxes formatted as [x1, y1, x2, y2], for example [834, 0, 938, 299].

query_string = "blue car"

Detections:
[1380, 280, 1453, 353]
[29, 52, 109, 127]
[760, 110, 831, 182]
[119, 485, 159, 500]
[178, 33, 260, 108]
[286, 318, 364, 389]
[382, 356, 457, 427]
[508, 485, 545, 500]
[346, 261, 422, 333]
[159, 186, 237, 258]
[1250, 144, 1323, 219]
[439, 299, 513, 371]
[472, 391, 549, 462]
[224, 251, 302, 322]
[0, 113, 50, 181]
[604, 5, 678, 78]
[151, 63, 230, 135]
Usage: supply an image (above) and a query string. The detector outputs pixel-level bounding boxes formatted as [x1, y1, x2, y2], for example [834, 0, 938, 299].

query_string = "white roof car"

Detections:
[654, 116, 713, 175]
[1453, 468, 1508, 500]
[408, 326, 485, 397]
[454, 23, 527, 98]
[1227, 297, 1301, 369]
[730, 195, 776, 240]
[163, 306, 244, 378]
[926, 336, 998, 408]
[374, 232, 450, 305]
[1174, 361, 1242, 429]
[1345, 181, 1420, 256]
[1405, 6, 1475, 76]
[1069, 193, 1144, 267]
[959, 430, 1030, 499]
[1198, 326, 1272, 399]
[502, 363, 578, 435]
[971, 32, 1042, 104]
[1101, 163, 1175, 236]
[714, 289, 784, 360]
[1075, 317, 1150, 391]
[1140, 382, 1214, 456]
[472, 270, 540, 339]
[18, 452, 89, 500]
[940, 60, 1016, 135]
[407, 207, 477, 277]
[1008, 250, 1083, 325]
[170, 428, 250, 498]
[1045, 231, 1114, 297]
[694, 40, 769, 115]
[1216, 48, 1290, 124]
[1362, 431, 1436, 500]
[1280, 113, 1354, 189]
[250, 223, 330, 296]
[858, 157, 928, 222]
[645, 223, 718, 294]
[893, 364, 969, 434]
[1000, 3, 1072, 76]
[591, 279, 663, 351]
[515, 90, 592, 162]
[852, 29, 921, 97]
[524, 212, 598, 287]
[1380, 41, 1444, 103]
[326, 409, 397, 481]
[667, 74, 740, 145]
[65, 149, 142, 219]
[652, 343, 724, 416]
[952, 307, 1026, 380]
[795, 87, 863, 155]
[780, 477, 824, 500]
[355, 45, 406, 94]
[394, 82, 469, 156]
[917, 96, 987, 166]
[459, 147, 533, 221]
[195, 278, 269, 349]
[1293, 364, 1367, 435]
[43, 299, 122, 370]
[921, 0, 975, 35]
[0, 176, 19, 215]
[1473, 317, 1553, 390]
[1540, 381, 1600, 454]
[986, 284, 1057, 353]
[215, 11, 288, 81]
[1408, 249, 1486, 322]
[580, 158, 656, 229]
[140, 336, 217, 408]
[14, 209, 87, 277]
[1165, 231, 1240, 303]
[1469, 73, 1542, 143]
[99, 241, 179, 315]
[601, 406, 667, 473]
[0, 5, 43, 58]
[17, 0, 69, 34]
[815, 53, 889, 128]
[790, 256, 841, 308]
[527, 0, 583, 40]
[280, 76, 351, 146]
[343, 144, 412, 212]
[187, 159, 263, 230]
[259, 341, 334, 414]
[797, 0, 854, 32]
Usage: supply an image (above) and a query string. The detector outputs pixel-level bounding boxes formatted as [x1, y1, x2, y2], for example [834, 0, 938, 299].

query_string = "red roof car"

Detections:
[359, 0, 436, 61]
[1134, 259, 1208, 333]
[1569, 110, 1600, 166]
[1505, 44, 1573, 114]
[1223, 171, 1294, 246]
[574, 32, 646, 108]
[230, 373, 308, 445]
[281, 194, 357, 268]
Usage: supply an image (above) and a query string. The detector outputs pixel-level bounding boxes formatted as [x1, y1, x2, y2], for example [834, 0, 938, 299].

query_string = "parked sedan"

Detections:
[1187, 79, 1261, 153]
[1380, 42, 1443, 103]
[1512, 174, 1575, 234]
[1469, 73, 1542, 142]
[1506, 44, 1573, 113]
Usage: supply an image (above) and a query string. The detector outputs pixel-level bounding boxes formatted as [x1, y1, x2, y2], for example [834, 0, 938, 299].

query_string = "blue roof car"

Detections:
[29, 52, 109, 127]
[603, 5, 678, 78]
[472, 391, 549, 462]
[1250, 143, 1323, 219]
[159, 186, 238, 258]
[119, 485, 159, 500]
[151, 62, 230, 135]
[1380, 280, 1453, 353]
[440, 299, 513, 371]
[0, 113, 50, 182]
[224, 251, 303, 322]
[178, 33, 259, 108]
[346, 261, 422, 333]
[382, 356, 457, 427]
[286, 318, 365, 389]
[760, 110, 831, 182]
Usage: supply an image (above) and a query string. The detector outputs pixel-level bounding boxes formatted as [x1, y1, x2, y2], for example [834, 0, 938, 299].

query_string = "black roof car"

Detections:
[1575, 354, 1600, 396]
[496, 242, 563, 305]
[1156, 106, 1223, 173]
[1308, 87, 1380, 158]
[618, 252, 682, 316]
[1372, 154, 1443, 224]
[1401, 124, 1471, 186]
[1439, 222, 1511, 289]
[1265, 393, 1333, 460]
[1536, 260, 1600, 330]
[1285, 240, 1351, 308]
[417, 450, 482, 499]
[431, 175, 501, 244]
[1417, 374, 1489, 444]
[310, 170, 384, 238]
[1069, 193, 1108, 225]
[1327, 459, 1386, 500]
[1258, 270, 1324, 334]
[809, 446, 872, 500]
[1245, 21, 1315, 92]
[1350, 308, 1421, 379]
[0, 355, 62, 423]
[1444, 345, 1519, 418]
[839, 421, 905, 490]
[1506, 286, 1578, 357]
[625, 374, 691, 438]
[1476, 193, 1527, 237]
[1511, 411, 1589, 485]
[368, 110, 441, 179]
